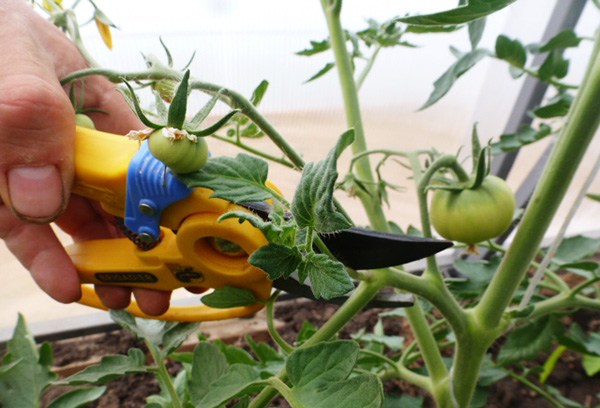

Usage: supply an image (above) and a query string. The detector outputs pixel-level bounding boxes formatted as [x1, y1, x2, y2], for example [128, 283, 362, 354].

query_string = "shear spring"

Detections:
[115, 217, 161, 251]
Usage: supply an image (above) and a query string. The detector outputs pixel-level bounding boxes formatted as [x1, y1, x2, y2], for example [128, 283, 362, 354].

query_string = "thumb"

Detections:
[0, 12, 75, 223]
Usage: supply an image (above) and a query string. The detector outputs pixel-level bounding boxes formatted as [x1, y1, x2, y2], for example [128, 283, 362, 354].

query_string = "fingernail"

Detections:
[8, 165, 65, 222]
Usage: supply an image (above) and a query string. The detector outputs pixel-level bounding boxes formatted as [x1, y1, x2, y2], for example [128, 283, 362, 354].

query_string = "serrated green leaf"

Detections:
[292, 130, 353, 233]
[304, 62, 336, 83]
[405, 25, 461, 34]
[490, 123, 553, 155]
[295, 320, 318, 346]
[201, 286, 259, 309]
[420, 48, 490, 110]
[298, 252, 353, 300]
[287, 341, 357, 389]
[286, 341, 383, 408]
[395, 0, 517, 26]
[56, 349, 148, 385]
[539, 30, 583, 53]
[109, 310, 199, 358]
[249, 243, 303, 280]
[214, 340, 259, 367]
[296, 39, 331, 56]
[538, 50, 569, 81]
[189, 342, 229, 405]
[245, 335, 284, 363]
[583, 354, 600, 377]
[250, 80, 269, 106]
[175, 153, 275, 203]
[0, 314, 57, 408]
[533, 92, 573, 118]
[196, 365, 264, 408]
[449, 256, 501, 299]
[168, 70, 190, 129]
[497, 316, 564, 366]
[553, 235, 600, 265]
[46, 386, 107, 408]
[495, 35, 526, 68]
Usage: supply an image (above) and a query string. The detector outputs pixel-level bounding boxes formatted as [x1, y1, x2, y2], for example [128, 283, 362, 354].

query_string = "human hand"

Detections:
[0, 0, 171, 316]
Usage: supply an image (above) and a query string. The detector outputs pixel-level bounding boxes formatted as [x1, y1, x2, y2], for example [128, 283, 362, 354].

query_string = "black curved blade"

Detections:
[240, 201, 453, 270]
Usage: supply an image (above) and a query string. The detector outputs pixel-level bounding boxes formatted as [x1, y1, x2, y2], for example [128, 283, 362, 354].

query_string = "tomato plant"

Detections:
[430, 175, 516, 245]
[4, 1, 600, 408]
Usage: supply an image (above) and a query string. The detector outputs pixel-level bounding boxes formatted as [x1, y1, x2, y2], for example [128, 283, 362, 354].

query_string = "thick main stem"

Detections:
[476, 32, 600, 329]
[320, 0, 389, 232]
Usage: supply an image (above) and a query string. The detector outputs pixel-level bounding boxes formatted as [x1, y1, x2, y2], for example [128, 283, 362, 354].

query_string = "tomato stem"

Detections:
[476, 29, 600, 330]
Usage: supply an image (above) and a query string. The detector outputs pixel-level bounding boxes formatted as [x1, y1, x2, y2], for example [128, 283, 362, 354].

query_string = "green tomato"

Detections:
[429, 175, 516, 245]
[76, 113, 96, 129]
[148, 129, 209, 174]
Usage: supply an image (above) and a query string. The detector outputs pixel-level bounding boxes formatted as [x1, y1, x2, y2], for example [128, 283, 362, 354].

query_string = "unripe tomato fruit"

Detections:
[148, 129, 209, 174]
[430, 175, 516, 245]
[76, 113, 96, 129]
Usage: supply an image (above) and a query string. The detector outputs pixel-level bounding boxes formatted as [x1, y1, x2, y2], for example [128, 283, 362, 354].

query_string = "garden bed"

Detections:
[39, 298, 600, 408]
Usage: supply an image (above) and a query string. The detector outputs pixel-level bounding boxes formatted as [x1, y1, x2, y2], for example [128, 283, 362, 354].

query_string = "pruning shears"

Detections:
[67, 126, 452, 321]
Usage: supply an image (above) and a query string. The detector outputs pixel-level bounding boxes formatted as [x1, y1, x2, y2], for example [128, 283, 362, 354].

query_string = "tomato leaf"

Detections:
[285, 341, 383, 408]
[109, 310, 199, 359]
[296, 39, 331, 56]
[201, 286, 259, 309]
[244, 335, 284, 363]
[489, 123, 553, 155]
[250, 80, 269, 106]
[0, 314, 57, 408]
[189, 342, 266, 408]
[55, 349, 148, 385]
[468, 18, 486, 50]
[292, 129, 353, 233]
[495, 35, 527, 68]
[497, 316, 564, 366]
[538, 51, 570, 81]
[552, 235, 600, 265]
[420, 48, 490, 110]
[176, 153, 277, 203]
[533, 92, 573, 118]
[449, 256, 501, 299]
[538, 30, 583, 53]
[304, 62, 336, 83]
[46, 386, 107, 408]
[557, 324, 600, 356]
[297, 252, 354, 300]
[249, 243, 303, 280]
[395, 0, 517, 26]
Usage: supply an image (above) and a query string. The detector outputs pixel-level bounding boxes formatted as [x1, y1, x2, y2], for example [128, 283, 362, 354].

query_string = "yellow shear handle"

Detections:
[78, 286, 265, 322]
[70, 126, 273, 321]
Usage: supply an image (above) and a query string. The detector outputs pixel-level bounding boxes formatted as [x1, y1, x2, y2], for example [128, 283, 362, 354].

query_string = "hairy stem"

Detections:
[320, 0, 389, 232]
[476, 30, 600, 329]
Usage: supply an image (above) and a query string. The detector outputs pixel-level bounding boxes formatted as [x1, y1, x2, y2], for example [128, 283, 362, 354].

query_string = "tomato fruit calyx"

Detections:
[429, 175, 516, 247]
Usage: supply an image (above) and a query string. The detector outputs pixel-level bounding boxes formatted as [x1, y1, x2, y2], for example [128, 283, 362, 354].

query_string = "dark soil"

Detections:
[40, 299, 600, 408]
